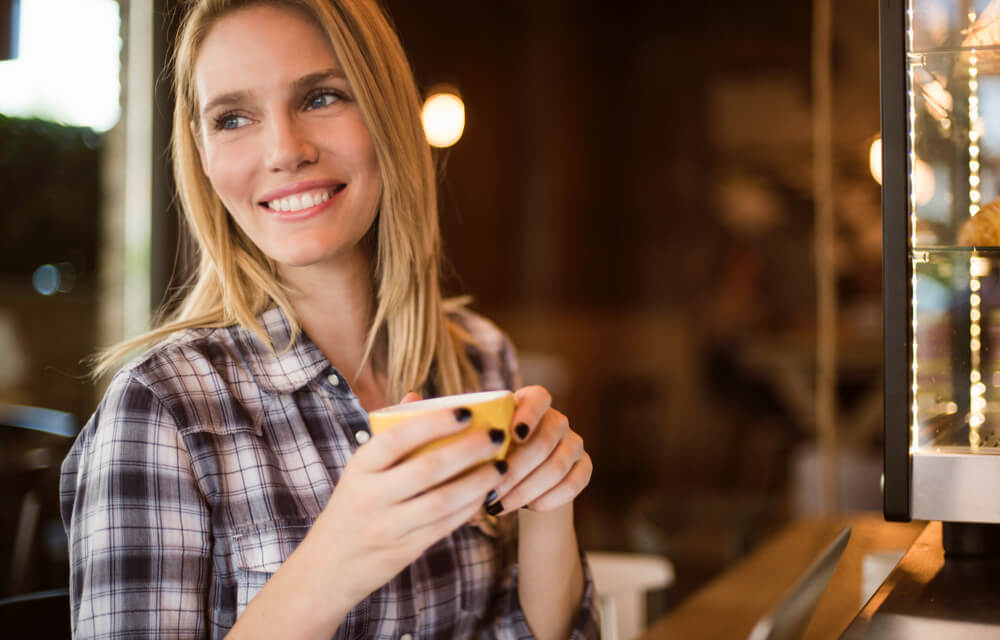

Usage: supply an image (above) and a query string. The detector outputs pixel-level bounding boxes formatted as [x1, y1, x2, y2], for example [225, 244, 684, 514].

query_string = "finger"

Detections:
[495, 430, 583, 511]
[394, 460, 503, 540]
[401, 391, 422, 404]
[524, 453, 592, 513]
[379, 423, 507, 502]
[494, 409, 569, 497]
[354, 407, 475, 472]
[404, 499, 482, 558]
[510, 385, 553, 443]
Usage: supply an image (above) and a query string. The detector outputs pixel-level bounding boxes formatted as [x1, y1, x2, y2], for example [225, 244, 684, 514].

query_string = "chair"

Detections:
[0, 404, 76, 597]
[0, 588, 70, 638]
[586, 551, 675, 640]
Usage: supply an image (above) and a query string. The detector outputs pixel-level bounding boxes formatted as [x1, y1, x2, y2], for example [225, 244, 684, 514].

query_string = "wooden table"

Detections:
[639, 513, 926, 639]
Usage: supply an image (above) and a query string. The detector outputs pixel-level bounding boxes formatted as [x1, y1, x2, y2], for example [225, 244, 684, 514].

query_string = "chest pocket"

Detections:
[232, 521, 368, 639]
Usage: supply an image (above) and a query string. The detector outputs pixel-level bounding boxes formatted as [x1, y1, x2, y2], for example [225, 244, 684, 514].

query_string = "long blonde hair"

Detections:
[96, 0, 478, 401]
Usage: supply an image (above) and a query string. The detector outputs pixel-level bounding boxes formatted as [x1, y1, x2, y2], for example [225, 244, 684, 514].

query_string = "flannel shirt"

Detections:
[60, 306, 600, 639]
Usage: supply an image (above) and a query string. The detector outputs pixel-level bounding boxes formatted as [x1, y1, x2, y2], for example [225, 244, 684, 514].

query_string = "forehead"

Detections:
[194, 5, 340, 104]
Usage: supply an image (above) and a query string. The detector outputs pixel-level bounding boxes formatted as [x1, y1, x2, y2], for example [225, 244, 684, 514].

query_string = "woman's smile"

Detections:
[259, 180, 348, 220]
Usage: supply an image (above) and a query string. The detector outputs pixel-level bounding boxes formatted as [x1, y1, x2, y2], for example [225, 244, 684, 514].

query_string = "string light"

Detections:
[907, 2, 920, 450]
[968, 23, 984, 444]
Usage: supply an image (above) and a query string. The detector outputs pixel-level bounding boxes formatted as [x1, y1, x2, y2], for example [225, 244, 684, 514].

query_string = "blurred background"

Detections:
[0, 0, 886, 624]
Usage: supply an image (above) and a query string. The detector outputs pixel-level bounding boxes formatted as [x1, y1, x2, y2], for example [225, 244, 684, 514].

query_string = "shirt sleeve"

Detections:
[60, 370, 212, 639]
[489, 515, 602, 639]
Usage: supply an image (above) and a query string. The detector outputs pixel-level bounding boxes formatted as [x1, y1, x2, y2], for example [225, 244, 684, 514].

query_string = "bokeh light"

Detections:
[422, 90, 466, 148]
[870, 136, 935, 206]
[32, 263, 76, 296]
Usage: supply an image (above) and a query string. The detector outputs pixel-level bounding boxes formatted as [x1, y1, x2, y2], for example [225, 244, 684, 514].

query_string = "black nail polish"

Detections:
[515, 423, 530, 440]
[454, 407, 472, 423]
[493, 460, 508, 475]
[484, 490, 498, 505]
[488, 428, 505, 444]
[486, 500, 504, 516]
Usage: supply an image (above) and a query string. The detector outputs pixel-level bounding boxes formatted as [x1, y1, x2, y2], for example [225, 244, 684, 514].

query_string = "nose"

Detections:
[265, 114, 318, 173]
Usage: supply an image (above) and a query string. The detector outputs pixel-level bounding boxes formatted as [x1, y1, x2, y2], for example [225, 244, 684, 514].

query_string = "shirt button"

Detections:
[327, 373, 339, 386]
[355, 430, 371, 444]
[400, 634, 413, 640]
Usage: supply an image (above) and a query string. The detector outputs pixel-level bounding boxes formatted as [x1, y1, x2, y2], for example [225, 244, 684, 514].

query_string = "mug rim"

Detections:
[369, 390, 512, 416]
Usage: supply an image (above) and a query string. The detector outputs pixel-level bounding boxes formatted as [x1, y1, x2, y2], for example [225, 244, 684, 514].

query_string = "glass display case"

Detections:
[883, 0, 1000, 523]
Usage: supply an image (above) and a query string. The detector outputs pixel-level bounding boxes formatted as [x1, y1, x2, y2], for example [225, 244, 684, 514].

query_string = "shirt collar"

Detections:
[228, 307, 331, 394]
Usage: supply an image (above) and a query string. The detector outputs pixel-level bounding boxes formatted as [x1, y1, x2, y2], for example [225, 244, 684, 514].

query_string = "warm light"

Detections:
[870, 136, 935, 205]
[421, 90, 465, 148]
[971, 256, 991, 277]
[869, 138, 882, 183]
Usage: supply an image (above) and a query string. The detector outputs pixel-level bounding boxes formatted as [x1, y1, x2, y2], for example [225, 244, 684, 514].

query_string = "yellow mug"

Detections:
[368, 390, 515, 462]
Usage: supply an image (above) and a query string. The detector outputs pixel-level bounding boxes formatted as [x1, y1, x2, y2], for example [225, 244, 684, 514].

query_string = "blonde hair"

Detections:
[96, 0, 478, 401]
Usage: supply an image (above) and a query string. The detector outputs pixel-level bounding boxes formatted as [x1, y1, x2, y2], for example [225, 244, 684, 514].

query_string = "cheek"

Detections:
[204, 143, 256, 208]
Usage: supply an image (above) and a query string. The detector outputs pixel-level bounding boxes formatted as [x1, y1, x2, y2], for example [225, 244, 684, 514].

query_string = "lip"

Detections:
[257, 179, 346, 222]
[258, 187, 345, 222]
[258, 179, 344, 204]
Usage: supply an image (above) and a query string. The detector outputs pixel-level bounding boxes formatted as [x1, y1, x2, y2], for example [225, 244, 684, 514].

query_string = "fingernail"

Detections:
[486, 500, 504, 516]
[493, 459, 508, 475]
[454, 407, 472, 423]
[488, 428, 505, 444]
[484, 489, 498, 505]
[515, 423, 530, 440]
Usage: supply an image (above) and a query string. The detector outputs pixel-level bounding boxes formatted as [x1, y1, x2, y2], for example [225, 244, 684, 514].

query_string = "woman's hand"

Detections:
[486, 385, 592, 516]
[304, 393, 507, 611]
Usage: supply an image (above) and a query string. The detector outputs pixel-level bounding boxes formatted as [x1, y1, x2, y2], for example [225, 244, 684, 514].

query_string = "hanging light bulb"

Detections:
[421, 88, 465, 148]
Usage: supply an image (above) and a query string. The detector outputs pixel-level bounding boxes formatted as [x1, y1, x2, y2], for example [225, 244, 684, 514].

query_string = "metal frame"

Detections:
[880, 0, 911, 521]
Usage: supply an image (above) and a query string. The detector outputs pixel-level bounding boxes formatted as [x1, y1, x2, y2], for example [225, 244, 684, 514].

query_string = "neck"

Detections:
[280, 250, 386, 408]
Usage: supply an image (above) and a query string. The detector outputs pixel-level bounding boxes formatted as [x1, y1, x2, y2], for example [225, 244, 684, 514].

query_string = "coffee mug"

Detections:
[368, 390, 515, 462]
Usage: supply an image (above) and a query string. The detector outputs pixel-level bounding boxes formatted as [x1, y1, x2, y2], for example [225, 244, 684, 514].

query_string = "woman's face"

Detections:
[192, 5, 382, 273]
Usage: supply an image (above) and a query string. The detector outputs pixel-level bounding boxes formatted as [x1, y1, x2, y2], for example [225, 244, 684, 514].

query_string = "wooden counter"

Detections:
[639, 513, 926, 639]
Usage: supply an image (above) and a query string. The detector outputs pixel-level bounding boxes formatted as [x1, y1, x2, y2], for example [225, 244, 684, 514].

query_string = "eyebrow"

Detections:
[200, 68, 348, 117]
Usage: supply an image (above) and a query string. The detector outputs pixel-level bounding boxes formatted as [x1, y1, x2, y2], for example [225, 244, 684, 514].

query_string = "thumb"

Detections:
[400, 391, 422, 404]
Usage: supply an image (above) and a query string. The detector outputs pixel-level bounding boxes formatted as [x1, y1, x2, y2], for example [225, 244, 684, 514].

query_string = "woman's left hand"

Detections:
[487, 385, 592, 515]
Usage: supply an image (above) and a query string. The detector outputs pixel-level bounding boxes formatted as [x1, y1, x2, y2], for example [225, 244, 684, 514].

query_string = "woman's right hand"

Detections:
[306, 394, 507, 610]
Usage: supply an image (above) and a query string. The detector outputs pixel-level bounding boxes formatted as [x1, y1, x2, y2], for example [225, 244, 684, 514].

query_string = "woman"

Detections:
[60, 0, 597, 638]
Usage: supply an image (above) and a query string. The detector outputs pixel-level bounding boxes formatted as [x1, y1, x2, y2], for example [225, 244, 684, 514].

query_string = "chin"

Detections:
[269, 243, 347, 270]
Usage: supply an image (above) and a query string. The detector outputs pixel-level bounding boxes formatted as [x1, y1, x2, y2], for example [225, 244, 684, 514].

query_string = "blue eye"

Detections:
[306, 90, 343, 110]
[214, 113, 250, 130]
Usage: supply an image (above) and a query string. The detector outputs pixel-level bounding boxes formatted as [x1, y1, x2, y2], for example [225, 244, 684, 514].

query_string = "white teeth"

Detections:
[266, 188, 337, 212]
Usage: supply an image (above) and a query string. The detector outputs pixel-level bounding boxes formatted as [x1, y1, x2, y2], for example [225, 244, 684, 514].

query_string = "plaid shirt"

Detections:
[60, 307, 599, 639]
